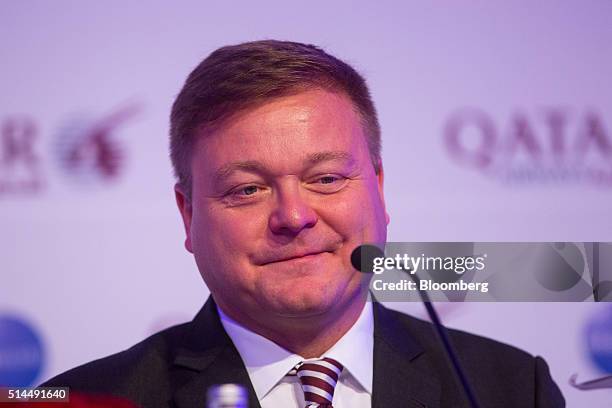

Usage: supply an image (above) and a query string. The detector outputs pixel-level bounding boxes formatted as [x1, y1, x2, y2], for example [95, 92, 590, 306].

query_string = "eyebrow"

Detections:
[213, 151, 355, 183]
[213, 160, 266, 184]
[306, 151, 353, 165]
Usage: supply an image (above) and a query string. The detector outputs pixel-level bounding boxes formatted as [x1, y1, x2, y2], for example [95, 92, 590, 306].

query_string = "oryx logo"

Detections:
[53, 105, 140, 185]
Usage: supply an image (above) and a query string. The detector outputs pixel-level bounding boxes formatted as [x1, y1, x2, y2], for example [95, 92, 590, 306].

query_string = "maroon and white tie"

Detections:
[292, 357, 343, 408]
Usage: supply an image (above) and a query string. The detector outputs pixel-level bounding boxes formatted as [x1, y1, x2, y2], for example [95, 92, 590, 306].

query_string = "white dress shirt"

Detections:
[218, 301, 374, 408]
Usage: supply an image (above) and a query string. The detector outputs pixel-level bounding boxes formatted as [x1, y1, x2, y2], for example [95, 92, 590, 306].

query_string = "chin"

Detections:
[261, 281, 352, 318]
[270, 298, 335, 318]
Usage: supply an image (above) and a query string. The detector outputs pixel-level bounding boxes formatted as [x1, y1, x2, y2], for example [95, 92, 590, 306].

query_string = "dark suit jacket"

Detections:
[43, 298, 565, 408]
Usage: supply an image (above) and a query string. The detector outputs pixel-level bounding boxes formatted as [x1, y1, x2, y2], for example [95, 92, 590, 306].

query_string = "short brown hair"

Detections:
[169, 40, 381, 199]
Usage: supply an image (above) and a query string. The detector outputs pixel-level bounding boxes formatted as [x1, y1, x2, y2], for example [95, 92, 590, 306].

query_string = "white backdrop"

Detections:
[1, 1, 611, 406]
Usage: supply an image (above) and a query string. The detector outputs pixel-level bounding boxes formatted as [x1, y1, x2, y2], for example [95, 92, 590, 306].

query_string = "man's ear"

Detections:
[174, 183, 194, 253]
[376, 165, 390, 225]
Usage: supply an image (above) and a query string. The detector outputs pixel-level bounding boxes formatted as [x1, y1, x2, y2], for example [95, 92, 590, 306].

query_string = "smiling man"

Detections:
[175, 88, 387, 362]
[43, 40, 564, 408]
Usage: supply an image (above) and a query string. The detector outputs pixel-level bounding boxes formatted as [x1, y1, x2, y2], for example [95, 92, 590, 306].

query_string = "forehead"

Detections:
[192, 90, 370, 176]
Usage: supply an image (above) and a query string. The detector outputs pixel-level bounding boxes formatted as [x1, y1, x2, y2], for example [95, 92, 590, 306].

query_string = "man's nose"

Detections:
[268, 187, 318, 235]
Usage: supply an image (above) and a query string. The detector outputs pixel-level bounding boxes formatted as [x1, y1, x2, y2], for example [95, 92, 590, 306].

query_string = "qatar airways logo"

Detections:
[444, 108, 612, 186]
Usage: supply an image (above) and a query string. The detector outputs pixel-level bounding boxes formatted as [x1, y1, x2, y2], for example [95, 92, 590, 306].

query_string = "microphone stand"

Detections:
[407, 272, 482, 408]
[351, 244, 482, 408]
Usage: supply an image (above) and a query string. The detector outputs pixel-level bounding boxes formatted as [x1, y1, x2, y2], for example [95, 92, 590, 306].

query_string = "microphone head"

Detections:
[351, 244, 385, 273]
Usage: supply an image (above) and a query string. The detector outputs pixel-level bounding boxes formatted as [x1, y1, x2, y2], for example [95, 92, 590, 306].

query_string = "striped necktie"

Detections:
[292, 357, 343, 408]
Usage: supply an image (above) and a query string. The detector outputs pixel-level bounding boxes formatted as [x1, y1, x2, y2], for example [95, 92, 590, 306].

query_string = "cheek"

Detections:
[321, 183, 385, 238]
[190, 208, 262, 281]
[316, 208, 363, 255]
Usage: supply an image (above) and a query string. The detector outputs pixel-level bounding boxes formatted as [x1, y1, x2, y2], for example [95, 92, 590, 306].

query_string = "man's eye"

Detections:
[236, 185, 259, 196]
[308, 175, 347, 193]
[319, 176, 339, 184]
[221, 185, 266, 206]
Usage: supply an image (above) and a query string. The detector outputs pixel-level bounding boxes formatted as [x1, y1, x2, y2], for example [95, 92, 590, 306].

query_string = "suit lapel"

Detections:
[170, 298, 441, 408]
[171, 298, 262, 408]
[372, 302, 441, 408]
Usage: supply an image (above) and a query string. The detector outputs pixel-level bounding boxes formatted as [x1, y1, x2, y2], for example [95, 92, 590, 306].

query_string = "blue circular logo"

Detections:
[0, 315, 44, 386]
[585, 305, 612, 373]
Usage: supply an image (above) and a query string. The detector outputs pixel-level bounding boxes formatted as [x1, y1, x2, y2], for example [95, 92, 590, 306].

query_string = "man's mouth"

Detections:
[260, 250, 331, 265]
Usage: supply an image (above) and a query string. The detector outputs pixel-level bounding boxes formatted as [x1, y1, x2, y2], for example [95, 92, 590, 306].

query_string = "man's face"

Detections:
[176, 89, 388, 326]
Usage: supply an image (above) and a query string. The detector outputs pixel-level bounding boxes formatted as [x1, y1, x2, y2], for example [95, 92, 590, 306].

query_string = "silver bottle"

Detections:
[206, 384, 248, 408]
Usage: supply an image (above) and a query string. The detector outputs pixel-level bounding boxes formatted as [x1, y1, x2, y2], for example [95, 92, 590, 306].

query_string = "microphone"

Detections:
[351, 244, 482, 408]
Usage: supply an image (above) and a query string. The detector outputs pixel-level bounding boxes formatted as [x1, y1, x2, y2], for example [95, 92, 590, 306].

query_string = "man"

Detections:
[43, 40, 565, 407]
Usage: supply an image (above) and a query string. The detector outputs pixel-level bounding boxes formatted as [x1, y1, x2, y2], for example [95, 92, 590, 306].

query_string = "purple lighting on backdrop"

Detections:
[2, 2, 612, 407]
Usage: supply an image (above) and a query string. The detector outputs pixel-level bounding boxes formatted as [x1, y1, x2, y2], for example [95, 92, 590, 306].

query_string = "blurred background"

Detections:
[1, 1, 611, 406]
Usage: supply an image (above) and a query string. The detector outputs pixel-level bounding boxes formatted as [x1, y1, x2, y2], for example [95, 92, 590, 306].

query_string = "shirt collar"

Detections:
[218, 301, 374, 400]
